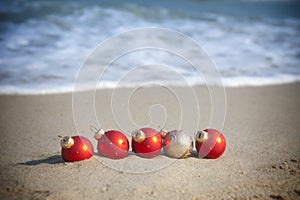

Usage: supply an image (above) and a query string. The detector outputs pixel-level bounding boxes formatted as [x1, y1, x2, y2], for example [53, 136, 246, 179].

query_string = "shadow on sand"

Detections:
[18, 155, 64, 166]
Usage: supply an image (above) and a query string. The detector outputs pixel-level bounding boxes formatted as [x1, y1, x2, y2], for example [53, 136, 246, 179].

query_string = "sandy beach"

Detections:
[0, 83, 299, 200]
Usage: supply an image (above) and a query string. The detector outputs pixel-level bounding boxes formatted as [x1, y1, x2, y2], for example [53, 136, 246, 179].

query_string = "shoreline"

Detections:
[0, 81, 300, 96]
[0, 83, 299, 199]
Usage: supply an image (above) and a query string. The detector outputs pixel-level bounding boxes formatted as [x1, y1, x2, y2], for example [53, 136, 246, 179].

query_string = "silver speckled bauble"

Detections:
[163, 130, 193, 158]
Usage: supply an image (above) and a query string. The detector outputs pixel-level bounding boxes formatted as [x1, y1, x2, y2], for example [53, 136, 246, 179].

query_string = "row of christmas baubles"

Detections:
[59, 127, 226, 162]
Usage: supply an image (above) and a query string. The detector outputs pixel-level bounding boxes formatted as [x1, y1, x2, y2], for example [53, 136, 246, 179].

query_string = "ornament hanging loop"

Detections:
[90, 125, 99, 134]
[157, 126, 168, 139]
[90, 125, 105, 140]
[58, 135, 67, 142]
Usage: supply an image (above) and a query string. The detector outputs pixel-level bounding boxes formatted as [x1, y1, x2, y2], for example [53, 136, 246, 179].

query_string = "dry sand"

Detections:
[0, 83, 299, 200]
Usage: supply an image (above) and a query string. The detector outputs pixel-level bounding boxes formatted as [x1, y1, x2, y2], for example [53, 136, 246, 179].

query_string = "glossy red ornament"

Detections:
[132, 127, 162, 158]
[92, 126, 129, 159]
[59, 135, 94, 162]
[195, 129, 226, 159]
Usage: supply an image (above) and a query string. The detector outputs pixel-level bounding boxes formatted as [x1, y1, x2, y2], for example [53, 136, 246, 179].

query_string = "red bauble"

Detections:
[195, 129, 226, 159]
[93, 128, 129, 159]
[132, 127, 162, 158]
[59, 136, 94, 162]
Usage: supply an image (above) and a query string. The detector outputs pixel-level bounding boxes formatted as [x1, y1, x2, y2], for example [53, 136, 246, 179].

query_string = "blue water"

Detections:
[0, 0, 300, 94]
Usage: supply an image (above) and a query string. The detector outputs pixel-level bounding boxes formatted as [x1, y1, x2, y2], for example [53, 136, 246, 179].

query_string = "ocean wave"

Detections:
[0, 0, 300, 94]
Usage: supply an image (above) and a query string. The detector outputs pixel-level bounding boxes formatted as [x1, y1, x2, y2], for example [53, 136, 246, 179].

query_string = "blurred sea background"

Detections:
[0, 0, 299, 94]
